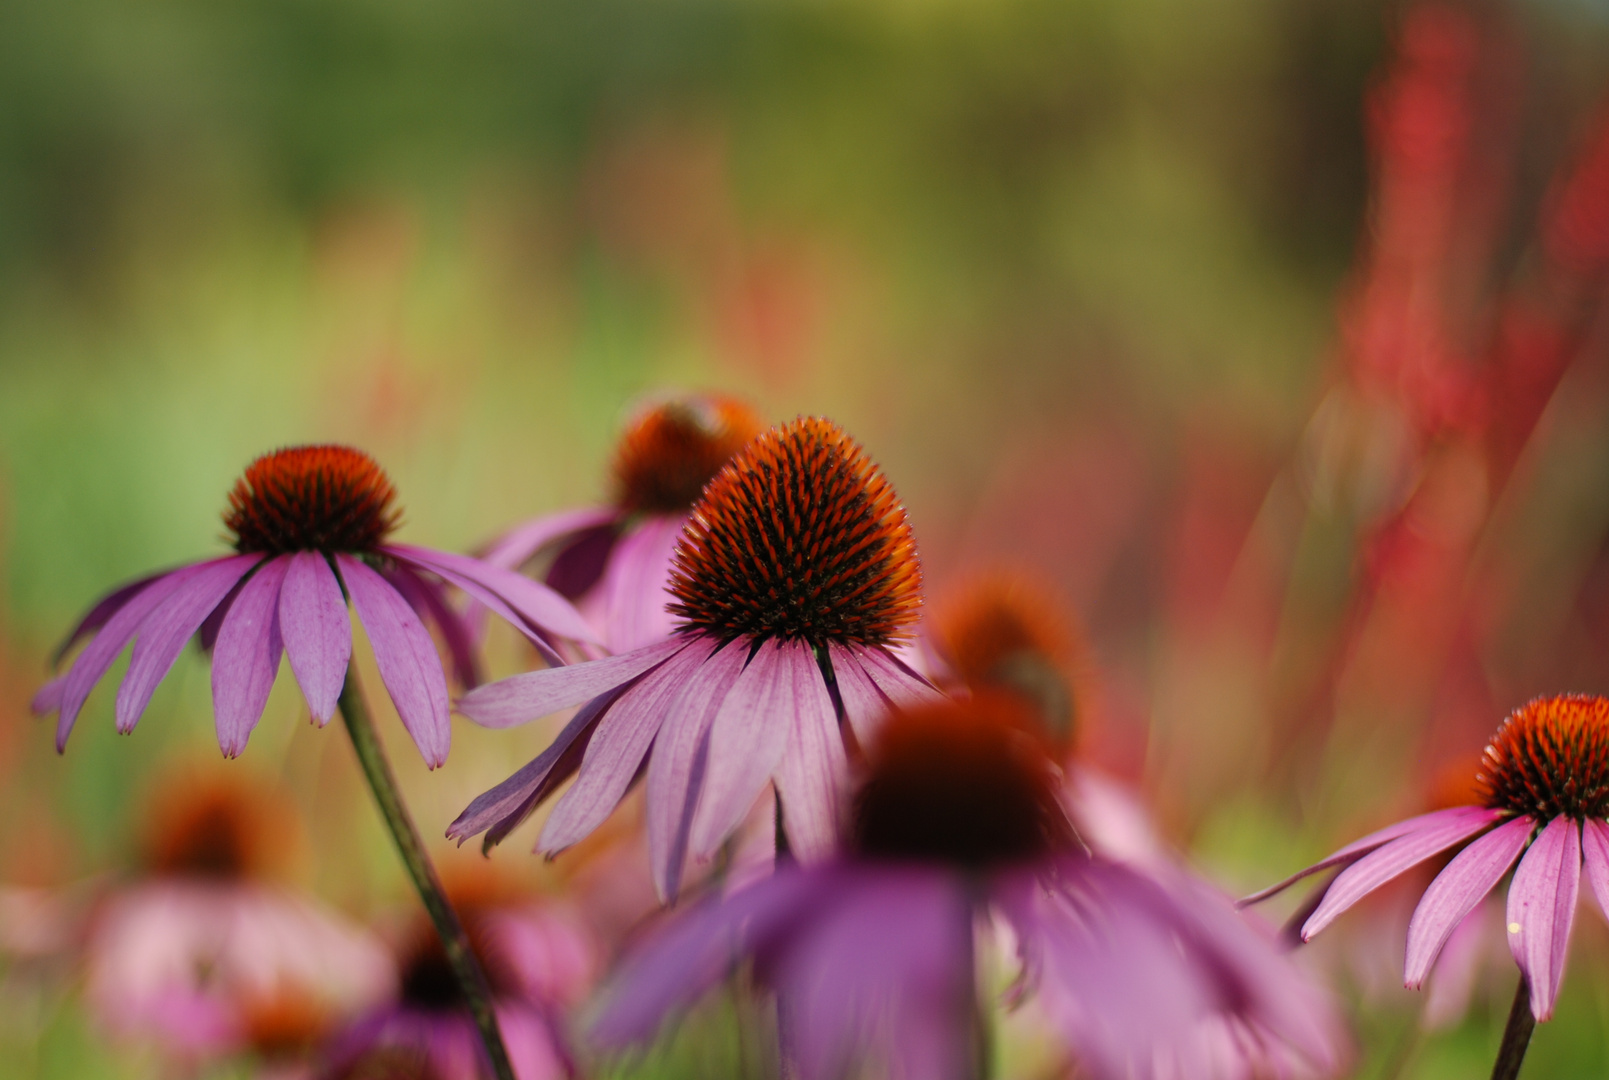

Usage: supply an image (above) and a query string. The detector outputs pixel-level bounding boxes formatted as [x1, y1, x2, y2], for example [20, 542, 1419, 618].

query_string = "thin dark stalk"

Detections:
[1490, 977, 1536, 1080]
[337, 669, 516, 1080]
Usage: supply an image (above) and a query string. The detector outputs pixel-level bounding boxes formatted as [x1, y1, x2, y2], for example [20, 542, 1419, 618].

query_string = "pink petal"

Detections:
[338, 555, 452, 769]
[689, 639, 796, 860]
[55, 565, 206, 749]
[1404, 815, 1532, 988]
[384, 566, 481, 690]
[772, 659, 846, 862]
[827, 644, 895, 749]
[31, 676, 65, 716]
[1243, 805, 1504, 906]
[51, 570, 168, 667]
[1302, 807, 1502, 940]
[1506, 815, 1582, 1021]
[114, 555, 262, 734]
[539, 638, 717, 853]
[854, 646, 946, 711]
[480, 507, 620, 569]
[211, 556, 291, 757]
[446, 686, 625, 847]
[645, 641, 749, 900]
[385, 544, 600, 648]
[1581, 819, 1609, 926]
[278, 551, 353, 725]
[455, 637, 686, 729]
[598, 514, 685, 653]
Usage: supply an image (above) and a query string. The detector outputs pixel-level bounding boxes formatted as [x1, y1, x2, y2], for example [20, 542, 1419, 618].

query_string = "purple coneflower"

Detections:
[85, 774, 392, 1061]
[1246, 694, 1609, 1076]
[322, 877, 597, 1080]
[451, 416, 941, 898]
[33, 444, 595, 767]
[588, 698, 1342, 1080]
[480, 393, 764, 654]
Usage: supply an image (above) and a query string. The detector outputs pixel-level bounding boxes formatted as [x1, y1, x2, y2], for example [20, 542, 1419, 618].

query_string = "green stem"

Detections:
[337, 669, 516, 1080]
[1490, 977, 1536, 1080]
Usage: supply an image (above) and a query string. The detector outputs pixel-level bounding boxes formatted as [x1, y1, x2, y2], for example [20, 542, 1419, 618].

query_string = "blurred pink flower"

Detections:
[1247, 695, 1609, 1022]
[479, 394, 764, 654]
[320, 883, 597, 1080]
[32, 445, 595, 767]
[451, 418, 940, 900]
[590, 700, 1343, 1080]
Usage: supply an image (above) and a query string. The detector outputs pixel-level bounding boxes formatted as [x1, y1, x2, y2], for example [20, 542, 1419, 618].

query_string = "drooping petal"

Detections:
[1302, 807, 1503, 940]
[384, 565, 481, 689]
[828, 644, 895, 749]
[53, 565, 215, 748]
[1243, 805, 1505, 906]
[539, 638, 717, 853]
[211, 555, 292, 757]
[31, 676, 65, 716]
[338, 555, 452, 769]
[456, 637, 687, 730]
[646, 641, 749, 900]
[385, 544, 600, 648]
[690, 640, 795, 860]
[1506, 815, 1582, 1021]
[480, 507, 620, 570]
[855, 646, 946, 712]
[114, 555, 263, 734]
[772, 658, 847, 862]
[1404, 815, 1532, 988]
[598, 514, 685, 653]
[278, 551, 353, 725]
[50, 569, 170, 667]
[589, 867, 838, 1048]
[447, 685, 628, 849]
[1580, 819, 1609, 926]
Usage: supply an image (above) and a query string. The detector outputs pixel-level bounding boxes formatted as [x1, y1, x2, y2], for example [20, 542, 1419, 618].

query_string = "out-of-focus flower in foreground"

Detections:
[85, 773, 392, 1061]
[451, 417, 941, 899]
[479, 394, 765, 654]
[1247, 694, 1609, 1024]
[321, 878, 597, 1080]
[32, 445, 596, 766]
[589, 698, 1344, 1080]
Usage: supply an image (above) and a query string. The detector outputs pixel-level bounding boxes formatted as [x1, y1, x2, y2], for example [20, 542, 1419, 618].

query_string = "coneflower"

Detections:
[451, 417, 942, 899]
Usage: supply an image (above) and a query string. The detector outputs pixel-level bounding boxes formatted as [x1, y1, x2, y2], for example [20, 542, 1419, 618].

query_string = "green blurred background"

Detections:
[5, 0, 1609, 1076]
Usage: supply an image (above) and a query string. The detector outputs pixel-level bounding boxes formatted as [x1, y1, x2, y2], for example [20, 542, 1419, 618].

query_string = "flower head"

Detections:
[479, 392, 765, 653]
[453, 417, 942, 899]
[589, 699, 1343, 1080]
[1247, 693, 1609, 1021]
[33, 444, 596, 767]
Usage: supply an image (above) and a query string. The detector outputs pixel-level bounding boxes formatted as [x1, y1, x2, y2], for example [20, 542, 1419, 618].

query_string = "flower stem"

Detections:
[337, 669, 516, 1080]
[1490, 977, 1536, 1080]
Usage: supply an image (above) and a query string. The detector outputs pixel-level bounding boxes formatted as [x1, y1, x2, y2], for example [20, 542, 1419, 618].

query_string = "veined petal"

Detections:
[828, 644, 896, 750]
[211, 555, 291, 757]
[456, 637, 686, 730]
[338, 556, 452, 769]
[114, 555, 262, 734]
[646, 640, 749, 901]
[384, 566, 481, 690]
[1302, 808, 1502, 940]
[50, 570, 169, 667]
[1507, 815, 1582, 1021]
[279, 551, 353, 725]
[1581, 820, 1609, 926]
[690, 640, 799, 860]
[855, 646, 945, 711]
[447, 686, 626, 849]
[772, 655, 847, 862]
[55, 566, 203, 749]
[480, 507, 619, 570]
[540, 638, 717, 854]
[385, 544, 600, 648]
[1243, 806, 1504, 906]
[1404, 816, 1532, 988]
